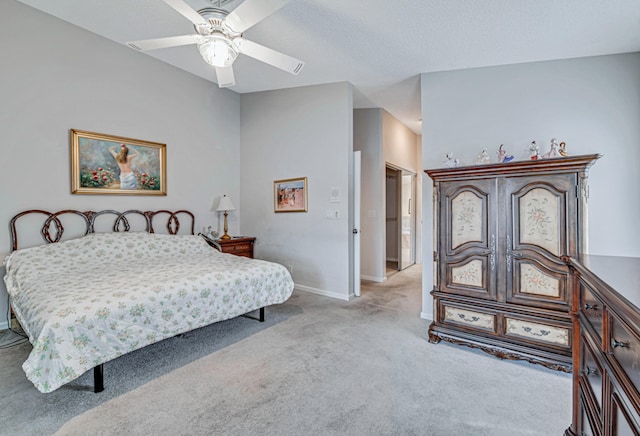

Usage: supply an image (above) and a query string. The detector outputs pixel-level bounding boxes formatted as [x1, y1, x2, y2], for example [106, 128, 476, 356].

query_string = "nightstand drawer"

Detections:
[215, 237, 256, 259]
[222, 243, 251, 253]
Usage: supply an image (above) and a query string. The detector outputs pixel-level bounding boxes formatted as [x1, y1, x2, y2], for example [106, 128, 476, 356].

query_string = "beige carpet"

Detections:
[1, 265, 571, 435]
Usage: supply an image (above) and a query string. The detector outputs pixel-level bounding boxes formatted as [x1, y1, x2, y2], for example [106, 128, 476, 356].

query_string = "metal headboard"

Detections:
[9, 209, 195, 252]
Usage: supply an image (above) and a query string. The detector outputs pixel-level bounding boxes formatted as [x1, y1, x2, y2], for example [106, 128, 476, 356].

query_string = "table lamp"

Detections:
[216, 195, 235, 240]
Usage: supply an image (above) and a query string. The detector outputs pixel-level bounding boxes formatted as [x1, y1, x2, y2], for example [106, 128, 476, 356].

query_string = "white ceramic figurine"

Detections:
[541, 138, 559, 159]
[476, 148, 491, 164]
[443, 152, 460, 168]
[497, 144, 514, 163]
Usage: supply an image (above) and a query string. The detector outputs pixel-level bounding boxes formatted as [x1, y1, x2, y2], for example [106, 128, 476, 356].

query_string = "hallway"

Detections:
[361, 263, 422, 317]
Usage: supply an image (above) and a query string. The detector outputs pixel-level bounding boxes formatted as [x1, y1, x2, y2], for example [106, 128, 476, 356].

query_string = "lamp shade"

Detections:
[216, 195, 235, 212]
[198, 35, 239, 68]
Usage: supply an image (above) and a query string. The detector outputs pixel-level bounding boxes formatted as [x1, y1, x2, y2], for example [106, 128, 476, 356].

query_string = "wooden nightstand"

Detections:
[215, 237, 256, 258]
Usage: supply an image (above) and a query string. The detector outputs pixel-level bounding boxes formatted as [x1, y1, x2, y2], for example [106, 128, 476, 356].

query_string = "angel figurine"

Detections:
[476, 148, 491, 164]
[541, 138, 559, 159]
[443, 152, 460, 168]
[497, 144, 514, 163]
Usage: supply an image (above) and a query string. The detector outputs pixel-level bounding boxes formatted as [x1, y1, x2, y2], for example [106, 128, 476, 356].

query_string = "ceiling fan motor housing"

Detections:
[195, 7, 241, 68]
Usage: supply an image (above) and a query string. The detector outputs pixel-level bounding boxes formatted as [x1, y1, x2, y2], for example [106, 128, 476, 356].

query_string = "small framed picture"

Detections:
[71, 129, 167, 195]
[274, 177, 308, 213]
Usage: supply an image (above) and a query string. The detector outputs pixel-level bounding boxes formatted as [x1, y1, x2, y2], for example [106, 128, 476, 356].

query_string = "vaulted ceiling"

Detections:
[17, 0, 640, 134]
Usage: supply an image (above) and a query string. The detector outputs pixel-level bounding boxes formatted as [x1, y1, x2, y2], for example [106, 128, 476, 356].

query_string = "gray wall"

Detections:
[420, 52, 640, 320]
[354, 109, 385, 280]
[354, 108, 421, 282]
[0, 1, 241, 328]
[240, 83, 354, 300]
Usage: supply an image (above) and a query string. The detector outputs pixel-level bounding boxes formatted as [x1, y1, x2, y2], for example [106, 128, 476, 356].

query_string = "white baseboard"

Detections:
[360, 275, 386, 283]
[420, 311, 433, 321]
[386, 257, 398, 262]
[294, 284, 351, 301]
[0, 320, 9, 331]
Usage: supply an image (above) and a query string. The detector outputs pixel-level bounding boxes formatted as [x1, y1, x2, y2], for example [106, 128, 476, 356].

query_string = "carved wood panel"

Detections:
[504, 176, 576, 309]
[439, 180, 497, 300]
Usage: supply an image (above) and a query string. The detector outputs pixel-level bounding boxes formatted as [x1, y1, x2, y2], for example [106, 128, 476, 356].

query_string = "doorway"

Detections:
[385, 165, 416, 276]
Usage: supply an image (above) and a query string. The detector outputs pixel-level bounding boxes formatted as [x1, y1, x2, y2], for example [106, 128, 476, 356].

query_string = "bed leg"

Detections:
[242, 307, 265, 322]
[94, 364, 104, 393]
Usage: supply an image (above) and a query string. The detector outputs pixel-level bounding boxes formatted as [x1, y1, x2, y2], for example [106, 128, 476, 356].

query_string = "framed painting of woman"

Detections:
[71, 129, 167, 196]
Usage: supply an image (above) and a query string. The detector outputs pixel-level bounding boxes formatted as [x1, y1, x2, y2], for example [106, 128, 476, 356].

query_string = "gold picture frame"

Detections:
[71, 129, 167, 196]
[274, 177, 308, 213]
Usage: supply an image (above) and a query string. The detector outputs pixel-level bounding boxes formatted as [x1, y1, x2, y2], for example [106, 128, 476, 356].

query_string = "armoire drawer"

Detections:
[504, 316, 571, 348]
[441, 304, 496, 333]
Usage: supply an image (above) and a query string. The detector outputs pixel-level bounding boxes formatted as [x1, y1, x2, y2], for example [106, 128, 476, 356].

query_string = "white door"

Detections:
[353, 151, 361, 297]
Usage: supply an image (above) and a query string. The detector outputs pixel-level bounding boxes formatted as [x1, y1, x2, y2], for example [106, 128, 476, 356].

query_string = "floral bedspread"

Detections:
[3, 232, 294, 393]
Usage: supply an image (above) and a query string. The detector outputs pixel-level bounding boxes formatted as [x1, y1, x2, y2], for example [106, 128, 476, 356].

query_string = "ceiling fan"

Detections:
[127, 0, 304, 88]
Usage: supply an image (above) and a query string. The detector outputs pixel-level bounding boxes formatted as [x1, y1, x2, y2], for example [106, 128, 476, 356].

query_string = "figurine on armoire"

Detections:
[558, 141, 569, 157]
[528, 141, 540, 160]
[476, 148, 491, 164]
[443, 152, 460, 168]
[541, 138, 559, 159]
[497, 144, 515, 163]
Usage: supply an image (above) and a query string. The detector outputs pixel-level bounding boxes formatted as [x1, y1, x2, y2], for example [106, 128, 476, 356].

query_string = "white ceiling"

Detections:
[16, 0, 640, 134]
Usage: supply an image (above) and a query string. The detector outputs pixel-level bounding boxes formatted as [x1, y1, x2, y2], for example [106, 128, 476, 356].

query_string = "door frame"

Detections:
[385, 163, 416, 272]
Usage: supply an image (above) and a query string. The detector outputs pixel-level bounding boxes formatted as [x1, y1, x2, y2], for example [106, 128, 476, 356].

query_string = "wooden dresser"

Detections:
[215, 237, 256, 258]
[425, 154, 600, 372]
[566, 255, 640, 435]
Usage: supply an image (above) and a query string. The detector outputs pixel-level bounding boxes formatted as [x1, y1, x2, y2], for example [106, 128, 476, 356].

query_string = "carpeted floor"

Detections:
[0, 265, 571, 435]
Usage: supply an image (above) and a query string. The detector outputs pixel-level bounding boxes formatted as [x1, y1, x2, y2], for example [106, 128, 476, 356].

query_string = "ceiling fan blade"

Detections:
[225, 0, 289, 33]
[215, 66, 236, 88]
[127, 34, 200, 51]
[237, 38, 304, 75]
[163, 0, 207, 25]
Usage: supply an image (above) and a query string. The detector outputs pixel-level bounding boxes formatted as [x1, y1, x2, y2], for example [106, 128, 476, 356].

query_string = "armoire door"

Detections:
[502, 174, 577, 310]
[439, 179, 498, 300]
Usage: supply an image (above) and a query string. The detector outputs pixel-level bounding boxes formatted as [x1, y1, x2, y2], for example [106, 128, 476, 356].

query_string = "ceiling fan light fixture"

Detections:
[198, 35, 238, 68]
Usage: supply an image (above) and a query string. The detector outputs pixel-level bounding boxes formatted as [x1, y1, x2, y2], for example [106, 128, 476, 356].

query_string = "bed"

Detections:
[3, 209, 294, 393]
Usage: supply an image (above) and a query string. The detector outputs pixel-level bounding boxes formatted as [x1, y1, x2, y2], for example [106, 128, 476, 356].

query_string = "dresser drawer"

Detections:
[610, 315, 640, 392]
[441, 304, 496, 333]
[580, 280, 604, 344]
[216, 237, 255, 258]
[504, 316, 571, 348]
[577, 388, 600, 436]
[581, 335, 604, 414]
[610, 385, 640, 436]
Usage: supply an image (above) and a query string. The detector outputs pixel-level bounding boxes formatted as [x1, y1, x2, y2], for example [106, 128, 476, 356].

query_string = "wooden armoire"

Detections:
[425, 154, 600, 372]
